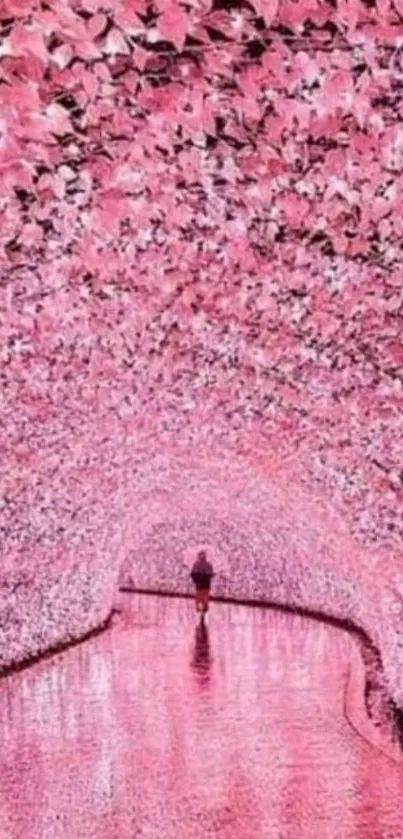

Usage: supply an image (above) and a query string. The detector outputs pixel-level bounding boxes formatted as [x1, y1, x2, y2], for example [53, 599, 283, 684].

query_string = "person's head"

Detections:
[197, 550, 207, 562]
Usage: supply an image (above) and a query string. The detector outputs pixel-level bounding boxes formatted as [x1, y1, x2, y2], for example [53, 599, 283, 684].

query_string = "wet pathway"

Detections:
[0, 593, 402, 839]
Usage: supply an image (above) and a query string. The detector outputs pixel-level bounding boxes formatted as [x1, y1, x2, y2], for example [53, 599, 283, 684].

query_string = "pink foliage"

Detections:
[0, 0, 403, 702]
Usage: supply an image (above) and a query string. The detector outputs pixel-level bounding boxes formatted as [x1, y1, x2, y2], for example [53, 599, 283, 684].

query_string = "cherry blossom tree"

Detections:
[1, 0, 403, 702]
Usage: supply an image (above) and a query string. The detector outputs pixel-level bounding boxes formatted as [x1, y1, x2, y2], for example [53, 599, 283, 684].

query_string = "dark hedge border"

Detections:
[0, 608, 120, 679]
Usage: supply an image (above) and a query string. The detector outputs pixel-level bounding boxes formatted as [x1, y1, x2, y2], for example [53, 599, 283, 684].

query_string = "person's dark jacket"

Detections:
[190, 558, 214, 590]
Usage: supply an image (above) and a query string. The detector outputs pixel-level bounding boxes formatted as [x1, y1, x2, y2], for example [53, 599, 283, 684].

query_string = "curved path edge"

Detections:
[0, 608, 118, 679]
[121, 585, 403, 753]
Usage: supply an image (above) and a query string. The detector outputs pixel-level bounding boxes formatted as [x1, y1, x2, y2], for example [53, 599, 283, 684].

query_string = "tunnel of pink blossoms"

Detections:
[1, 0, 403, 717]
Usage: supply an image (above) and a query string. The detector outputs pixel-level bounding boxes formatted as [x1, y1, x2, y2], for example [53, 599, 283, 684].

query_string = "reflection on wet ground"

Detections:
[0, 593, 402, 839]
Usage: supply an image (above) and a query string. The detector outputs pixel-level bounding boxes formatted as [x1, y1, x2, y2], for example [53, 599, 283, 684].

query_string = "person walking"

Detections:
[190, 550, 214, 618]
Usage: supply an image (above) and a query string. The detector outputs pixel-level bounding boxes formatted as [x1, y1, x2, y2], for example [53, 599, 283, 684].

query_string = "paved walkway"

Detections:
[0, 593, 402, 839]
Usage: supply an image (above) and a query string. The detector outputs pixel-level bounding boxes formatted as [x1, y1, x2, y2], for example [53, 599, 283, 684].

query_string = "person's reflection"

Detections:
[191, 619, 212, 687]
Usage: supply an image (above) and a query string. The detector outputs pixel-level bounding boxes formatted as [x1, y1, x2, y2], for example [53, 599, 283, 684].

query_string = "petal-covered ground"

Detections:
[0, 594, 402, 839]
